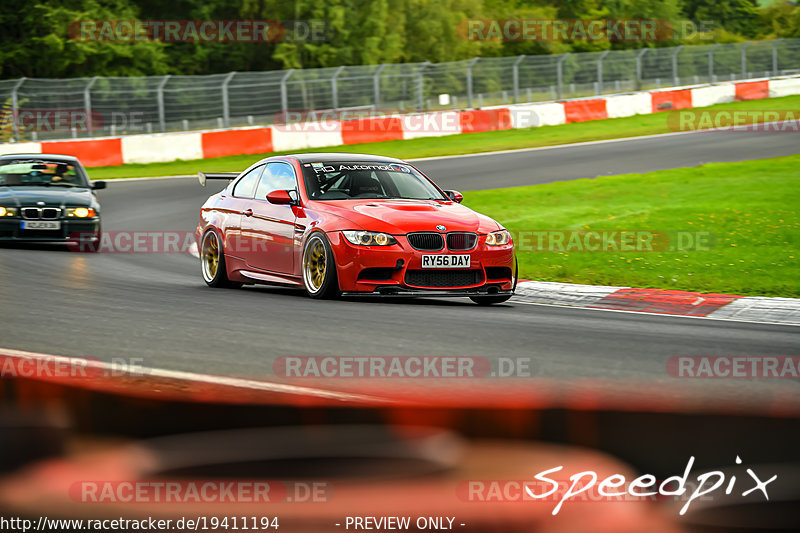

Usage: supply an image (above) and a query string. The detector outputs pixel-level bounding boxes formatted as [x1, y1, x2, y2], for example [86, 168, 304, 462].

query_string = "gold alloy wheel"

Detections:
[303, 238, 327, 292]
[202, 232, 220, 282]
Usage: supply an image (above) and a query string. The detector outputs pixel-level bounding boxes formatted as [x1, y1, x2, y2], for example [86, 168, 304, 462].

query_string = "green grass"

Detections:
[462, 154, 800, 297]
[87, 95, 800, 180]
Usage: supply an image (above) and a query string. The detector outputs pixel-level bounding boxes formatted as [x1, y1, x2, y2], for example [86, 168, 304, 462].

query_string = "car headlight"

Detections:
[485, 230, 512, 246]
[342, 230, 397, 246]
[0, 207, 17, 217]
[67, 207, 97, 218]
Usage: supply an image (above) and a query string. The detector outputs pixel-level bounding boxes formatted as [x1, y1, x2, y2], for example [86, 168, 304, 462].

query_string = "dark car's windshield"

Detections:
[301, 161, 446, 201]
[0, 160, 89, 187]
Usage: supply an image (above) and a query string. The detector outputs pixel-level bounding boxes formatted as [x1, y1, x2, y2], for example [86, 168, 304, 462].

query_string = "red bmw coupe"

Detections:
[196, 153, 516, 304]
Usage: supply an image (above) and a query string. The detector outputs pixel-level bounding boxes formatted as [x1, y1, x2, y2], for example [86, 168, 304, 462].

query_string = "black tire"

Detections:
[301, 232, 339, 299]
[469, 294, 513, 305]
[201, 230, 242, 288]
[87, 229, 102, 253]
[66, 229, 102, 253]
[471, 260, 517, 305]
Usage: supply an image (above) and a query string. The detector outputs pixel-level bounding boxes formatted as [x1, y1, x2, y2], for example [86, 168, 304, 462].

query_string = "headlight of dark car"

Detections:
[66, 207, 97, 218]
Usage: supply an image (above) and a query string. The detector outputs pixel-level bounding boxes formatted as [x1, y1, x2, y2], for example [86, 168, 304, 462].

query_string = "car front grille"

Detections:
[21, 207, 61, 219]
[42, 208, 60, 219]
[407, 232, 444, 251]
[17, 229, 65, 239]
[485, 266, 513, 280]
[404, 269, 482, 288]
[357, 267, 396, 281]
[446, 232, 477, 251]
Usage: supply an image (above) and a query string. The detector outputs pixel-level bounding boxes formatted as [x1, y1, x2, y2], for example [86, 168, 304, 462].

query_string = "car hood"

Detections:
[316, 199, 502, 234]
[0, 186, 96, 208]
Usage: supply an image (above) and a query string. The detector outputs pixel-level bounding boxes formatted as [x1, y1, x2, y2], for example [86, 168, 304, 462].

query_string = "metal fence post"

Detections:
[708, 43, 719, 82]
[512, 55, 525, 104]
[221, 72, 235, 128]
[417, 62, 429, 111]
[556, 53, 569, 100]
[156, 75, 170, 132]
[741, 41, 751, 79]
[466, 57, 479, 108]
[280, 69, 294, 116]
[373, 64, 386, 109]
[635, 48, 649, 89]
[597, 50, 610, 95]
[672, 45, 683, 86]
[83, 77, 98, 136]
[10, 78, 25, 142]
[773, 38, 783, 76]
[331, 66, 345, 110]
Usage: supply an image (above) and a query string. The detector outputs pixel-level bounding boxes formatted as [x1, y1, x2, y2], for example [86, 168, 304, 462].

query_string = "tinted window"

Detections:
[0, 159, 89, 187]
[232, 165, 264, 198]
[301, 161, 445, 201]
[254, 162, 297, 200]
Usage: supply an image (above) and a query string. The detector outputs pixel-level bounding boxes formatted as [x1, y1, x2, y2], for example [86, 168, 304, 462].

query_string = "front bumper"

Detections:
[328, 231, 515, 294]
[0, 218, 100, 241]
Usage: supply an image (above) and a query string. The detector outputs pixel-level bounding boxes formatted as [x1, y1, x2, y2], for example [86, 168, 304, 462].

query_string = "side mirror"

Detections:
[92, 181, 107, 190]
[445, 190, 463, 203]
[266, 189, 294, 205]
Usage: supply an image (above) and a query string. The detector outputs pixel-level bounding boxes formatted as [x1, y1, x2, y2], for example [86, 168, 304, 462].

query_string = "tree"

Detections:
[0, 0, 170, 78]
[682, 0, 760, 38]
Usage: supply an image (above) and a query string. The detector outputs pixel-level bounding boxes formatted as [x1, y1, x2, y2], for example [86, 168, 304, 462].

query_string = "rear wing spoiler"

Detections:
[198, 171, 239, 187]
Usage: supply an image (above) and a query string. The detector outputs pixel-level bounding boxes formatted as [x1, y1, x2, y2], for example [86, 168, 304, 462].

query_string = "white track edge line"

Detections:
[0, 347, 391, 404]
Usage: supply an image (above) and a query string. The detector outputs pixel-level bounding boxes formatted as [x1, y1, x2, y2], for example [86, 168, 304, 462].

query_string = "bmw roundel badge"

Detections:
[436, 225, 446, 231]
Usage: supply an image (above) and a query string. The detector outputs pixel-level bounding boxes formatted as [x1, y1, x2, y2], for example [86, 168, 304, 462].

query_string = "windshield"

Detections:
[0, 160, 88, 187]
[301, 161, 446, 201]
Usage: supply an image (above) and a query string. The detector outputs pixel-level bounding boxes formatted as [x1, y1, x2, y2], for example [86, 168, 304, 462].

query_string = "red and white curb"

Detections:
[514, 280, 800, 325]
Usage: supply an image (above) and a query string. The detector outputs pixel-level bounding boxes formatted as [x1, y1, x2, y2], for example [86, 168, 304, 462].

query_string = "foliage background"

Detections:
[1, 0, 798, 78]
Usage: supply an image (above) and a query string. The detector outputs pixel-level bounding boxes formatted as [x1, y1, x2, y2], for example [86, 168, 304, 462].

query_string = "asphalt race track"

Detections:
[1, 129, 798, 404]
[416, 127, 800, 190]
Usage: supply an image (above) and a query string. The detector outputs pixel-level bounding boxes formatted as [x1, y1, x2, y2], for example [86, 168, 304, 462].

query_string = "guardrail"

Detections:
[4, 75, 798, 168]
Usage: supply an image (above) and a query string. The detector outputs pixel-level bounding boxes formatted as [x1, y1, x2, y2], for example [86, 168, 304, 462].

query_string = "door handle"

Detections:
[244, 209, 253, 217]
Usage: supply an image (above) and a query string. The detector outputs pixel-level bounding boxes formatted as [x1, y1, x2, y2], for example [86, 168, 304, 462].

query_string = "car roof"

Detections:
[283, 153, 407, 164]
[0, 153, 81, 163]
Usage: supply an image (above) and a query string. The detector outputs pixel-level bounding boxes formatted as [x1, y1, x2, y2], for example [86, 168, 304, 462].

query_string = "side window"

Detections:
[254, 162, 298, 200]
[233, 165, 264, 198]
